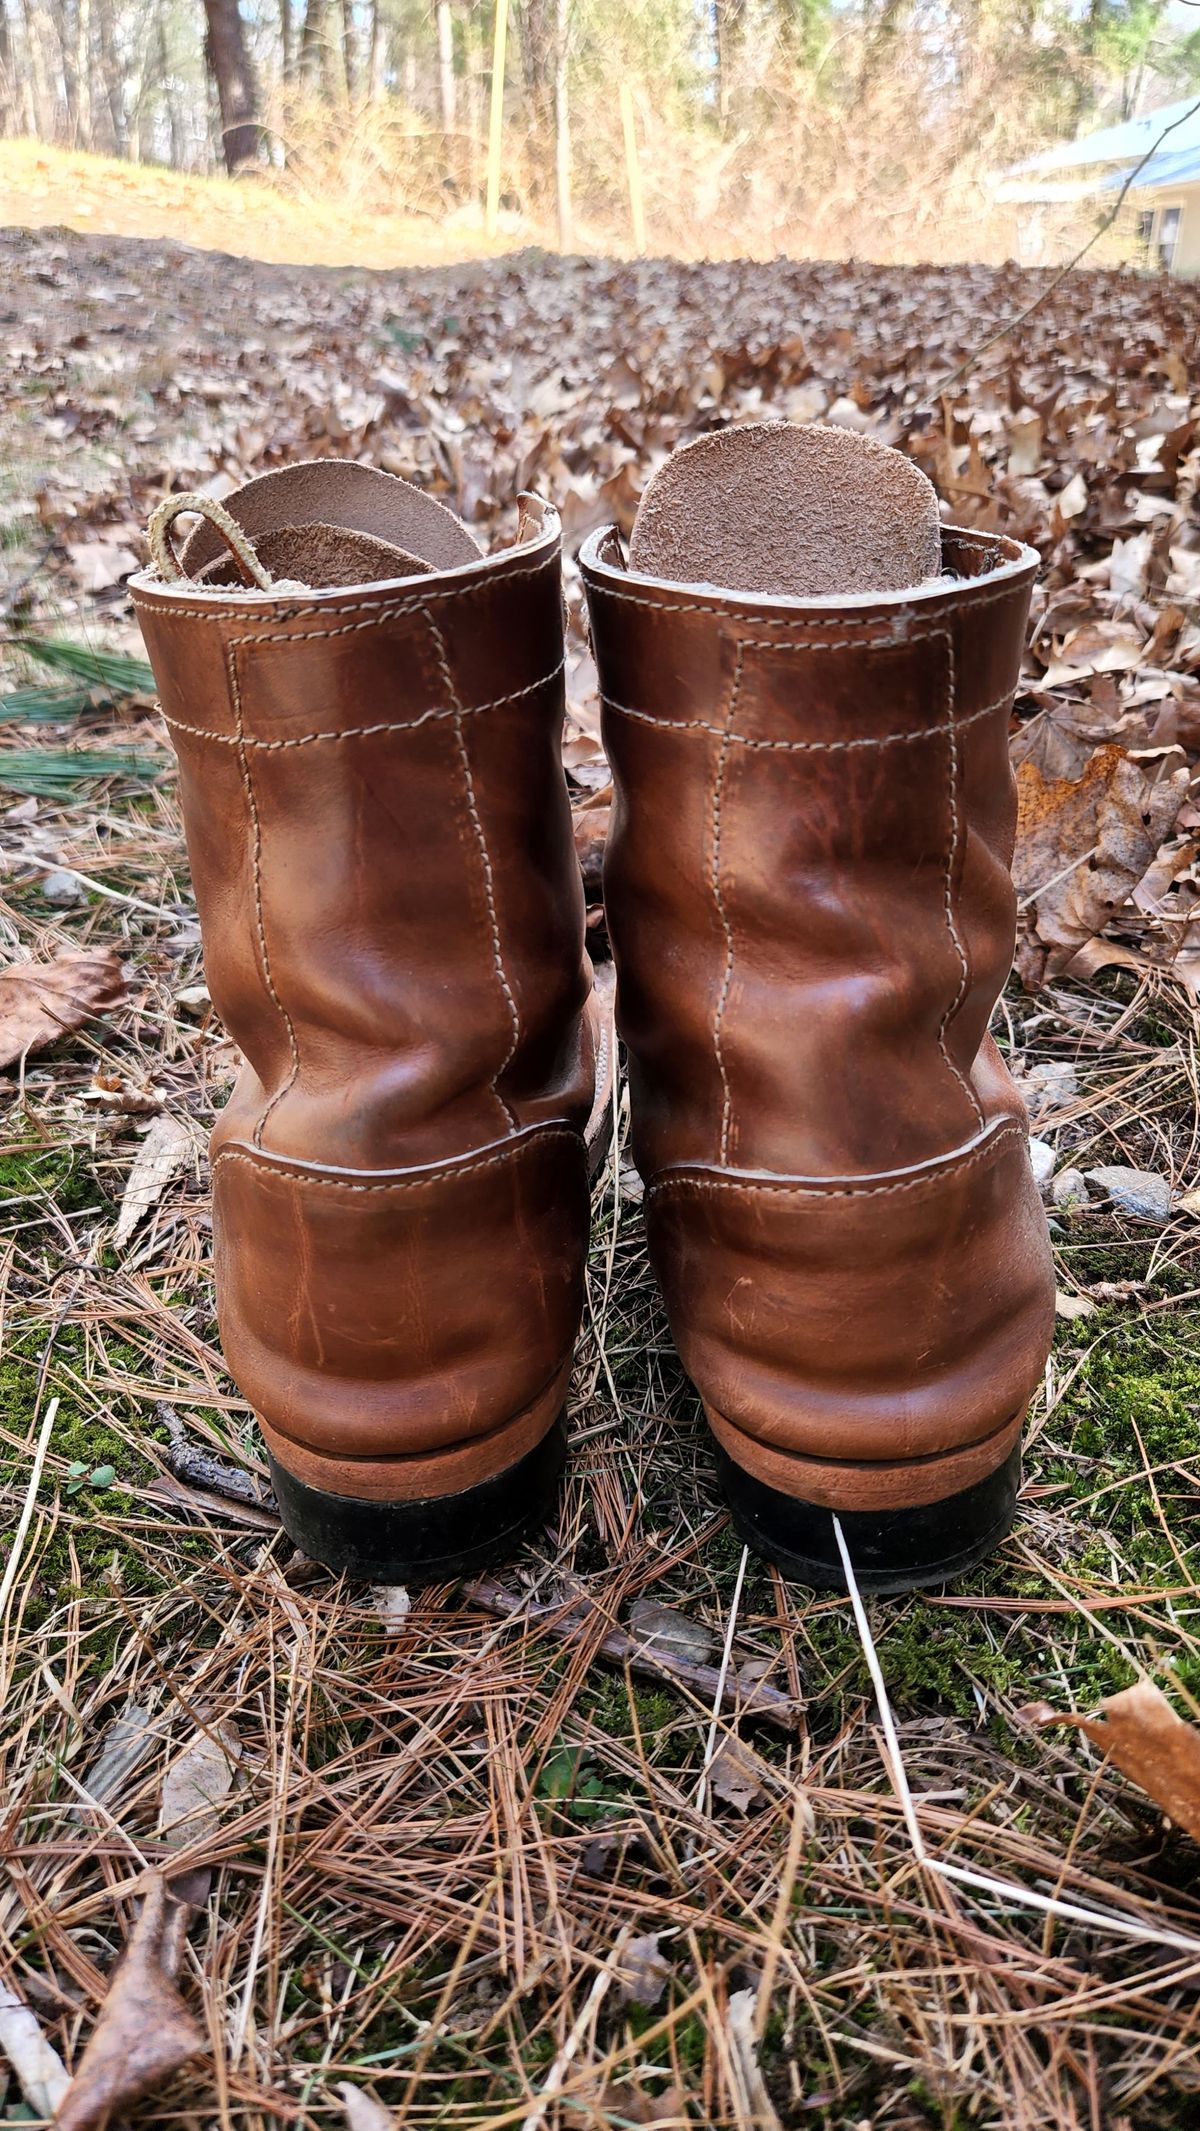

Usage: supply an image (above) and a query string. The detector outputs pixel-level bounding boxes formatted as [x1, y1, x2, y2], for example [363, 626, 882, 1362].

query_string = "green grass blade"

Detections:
[0, 748, 166, 796]
[14, 638, 156, 694]
[0, 682, 96, 724]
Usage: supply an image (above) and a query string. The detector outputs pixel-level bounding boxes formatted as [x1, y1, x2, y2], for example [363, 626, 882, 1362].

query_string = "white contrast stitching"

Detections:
[424, 608, 521, 1135]
[711, 642, 744, 1167]
[609, 627, 1002, 1159]
[212, 1124, 586, 1192]
[644, 1122, 1025, 1204]
[934, 628, 986, 1133]
[159, 660, 564, 749]
[600, 683, 1018, 752]
[134, 554, 556, 626]
[226, 641, 301, 1149]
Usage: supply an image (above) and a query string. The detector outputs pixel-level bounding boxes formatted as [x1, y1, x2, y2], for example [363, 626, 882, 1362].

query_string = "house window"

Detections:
[1138, 208, 1154, 245]
[1158, 204, 1183, 271]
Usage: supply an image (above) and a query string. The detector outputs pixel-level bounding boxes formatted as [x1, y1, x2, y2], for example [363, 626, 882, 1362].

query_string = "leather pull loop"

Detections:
[148, 492, 277, 591]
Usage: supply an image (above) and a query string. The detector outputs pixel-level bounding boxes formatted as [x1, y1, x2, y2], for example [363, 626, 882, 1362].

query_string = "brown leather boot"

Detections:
[582, 424, 1055, 1593]
[132, 463, 613, 1580]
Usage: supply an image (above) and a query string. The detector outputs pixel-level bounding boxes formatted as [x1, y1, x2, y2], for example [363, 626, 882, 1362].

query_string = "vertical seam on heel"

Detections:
[227, 639, 301, 1149]
[936, 626, 985, 1133]
[425, 607, 520, 1134]
[711, 640, 746, 1167]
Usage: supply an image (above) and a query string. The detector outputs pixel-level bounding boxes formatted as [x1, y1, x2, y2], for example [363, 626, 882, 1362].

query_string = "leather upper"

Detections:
[582, 522, 1057, 1507]
[133, 489, 595, 1497]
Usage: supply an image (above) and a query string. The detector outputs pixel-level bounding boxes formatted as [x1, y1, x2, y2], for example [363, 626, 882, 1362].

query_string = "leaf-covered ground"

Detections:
[2, 227, 1200, 2130]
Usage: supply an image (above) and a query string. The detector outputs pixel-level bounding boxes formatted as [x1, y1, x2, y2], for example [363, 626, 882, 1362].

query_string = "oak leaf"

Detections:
[0, 948, 124, 1070]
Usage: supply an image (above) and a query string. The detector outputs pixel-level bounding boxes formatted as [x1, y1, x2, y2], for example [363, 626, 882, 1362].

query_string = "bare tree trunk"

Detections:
[157, 1, 185, 162]
[341, 0, 358, 99]
[20, 0, 57, 137]
[0, 0, 15, 134]
[280, 0, 294, 78]
[95, 0, 125, 151]
[713, 0, 744, 126]
[516, 0, 553, 203]
[299, 0, 330, 91]
[436, 0, 456, 131]
[553, 0, 570, 248]
[367, 0, 385, 98]
[49, 0, 79, 141]
[202, 0, 260, 168]
[75, 0, 92, 144]
[464, 0, 483, 195]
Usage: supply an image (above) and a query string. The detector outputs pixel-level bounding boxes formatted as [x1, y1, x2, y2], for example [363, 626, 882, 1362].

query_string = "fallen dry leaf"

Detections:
[1026, 1677, 1200, 1842]
[572, 802, 610, 906]
[113, 1112, 195, 1249]
[708, 1737, 771, 1813]
[64, 537, 140, 590]
[1014, 743, 1188, 984]
[0, 1983, 71, 2118]
[159, 1717, 240, 1907]
[726, 1987, 782, 2130]
[1054, 1290, 1097, 1321]
[601, 2080, 688, 2123]
[613, 1931, 671, 2010]
[55, 1872, 206, 2131]
[0, 948, 125, 1070]
[336, 2081, 396, 2131]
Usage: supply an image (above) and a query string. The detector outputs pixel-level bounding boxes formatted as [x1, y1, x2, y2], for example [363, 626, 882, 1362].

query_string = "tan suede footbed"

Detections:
[628, 422, 942, 599]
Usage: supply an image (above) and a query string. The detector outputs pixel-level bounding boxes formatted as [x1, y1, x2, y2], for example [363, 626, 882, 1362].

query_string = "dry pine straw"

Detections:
[0, 773, 1198, 2131]
[3, 250, 1200, 2131]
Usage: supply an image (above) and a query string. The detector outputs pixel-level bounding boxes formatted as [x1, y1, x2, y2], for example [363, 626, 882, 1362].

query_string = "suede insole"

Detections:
[628, 423, 942, 599]
[194, 522, 433, 590]
[180, 460, 481, 579]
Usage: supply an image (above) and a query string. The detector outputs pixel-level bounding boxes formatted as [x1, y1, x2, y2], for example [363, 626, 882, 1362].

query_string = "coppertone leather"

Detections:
[132, 473, 600, 1505]
[581, 519, 1056, 1515]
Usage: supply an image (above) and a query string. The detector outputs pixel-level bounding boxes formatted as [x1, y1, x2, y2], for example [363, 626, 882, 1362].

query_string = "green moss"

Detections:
[0, 1139, 106, 1219]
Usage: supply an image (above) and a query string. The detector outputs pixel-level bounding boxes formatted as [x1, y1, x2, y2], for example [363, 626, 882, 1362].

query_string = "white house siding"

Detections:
[1142, 185, 1200, 274]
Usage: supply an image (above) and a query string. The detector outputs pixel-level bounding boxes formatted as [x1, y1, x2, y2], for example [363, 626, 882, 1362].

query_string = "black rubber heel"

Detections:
[715, 1443, 1020, 1596]
[270, 1419, 566, 1582]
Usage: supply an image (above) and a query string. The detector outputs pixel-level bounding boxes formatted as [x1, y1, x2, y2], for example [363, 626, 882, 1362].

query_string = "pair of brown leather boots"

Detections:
[131, 424, 1055, 1595]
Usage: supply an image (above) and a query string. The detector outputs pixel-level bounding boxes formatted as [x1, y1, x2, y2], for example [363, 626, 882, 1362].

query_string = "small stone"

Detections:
[1013, 1059, 1079, 1124]
[39, 868, 85, 906]
[1085, 1165, 1172, 1225]
[1029, 1136, 1056, 1191]
[1052, 1166, 1089, 1212]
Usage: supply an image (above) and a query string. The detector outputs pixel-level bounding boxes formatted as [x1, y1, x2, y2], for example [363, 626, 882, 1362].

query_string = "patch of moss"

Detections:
[0, 1139, 106, 1220]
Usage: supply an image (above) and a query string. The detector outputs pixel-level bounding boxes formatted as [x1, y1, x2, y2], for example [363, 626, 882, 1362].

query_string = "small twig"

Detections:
[155, 1402, 275, 1510]
[19, 853, 176, 921]
[464, 1573, 801, 1733]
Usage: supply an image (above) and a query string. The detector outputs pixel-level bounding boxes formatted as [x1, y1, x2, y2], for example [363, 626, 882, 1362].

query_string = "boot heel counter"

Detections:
[646, 1122, 1055, 1499]
[211, 1124, 588, 1498]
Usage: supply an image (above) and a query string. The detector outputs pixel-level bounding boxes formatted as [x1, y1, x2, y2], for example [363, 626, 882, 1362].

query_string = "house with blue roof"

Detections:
[1000, 94, 1200, 273]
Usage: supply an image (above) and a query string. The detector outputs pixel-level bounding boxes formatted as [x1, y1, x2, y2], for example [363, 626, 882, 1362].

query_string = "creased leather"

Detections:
[133, 491, 594, 1501]
[582, 522, 1056, 1511]
[214, 1126, 587, 1500]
